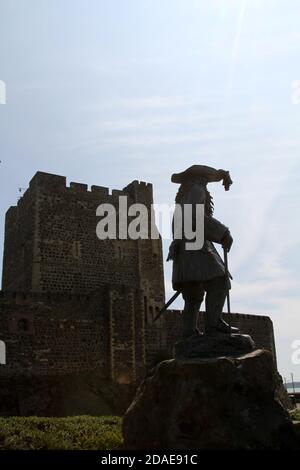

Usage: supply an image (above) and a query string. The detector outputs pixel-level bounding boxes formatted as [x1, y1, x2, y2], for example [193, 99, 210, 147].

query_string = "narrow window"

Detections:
[0, 341, 6, 365]
[144, 296, 148, 325]
[72, 241, 82, 259]
[149, 306, 153, 322]
[18, 318, 29, 332]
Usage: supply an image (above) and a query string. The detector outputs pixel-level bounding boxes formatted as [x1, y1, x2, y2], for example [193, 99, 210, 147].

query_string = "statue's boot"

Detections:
[216, 317, 239, 334]
[205, 287, 230, 335]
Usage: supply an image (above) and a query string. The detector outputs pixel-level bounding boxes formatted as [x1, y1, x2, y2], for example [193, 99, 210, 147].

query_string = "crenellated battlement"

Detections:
[123, 180, 153, 204]
[29, 171, 66, 191]
[123, 180, 153, 191]
[26, 171, 152, 200]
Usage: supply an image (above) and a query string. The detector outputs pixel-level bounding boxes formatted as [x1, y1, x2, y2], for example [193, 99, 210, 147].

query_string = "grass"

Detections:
[0, 416, 123, 450]
[290, 409, 300, 422]
[290, 409, 300, 444]
[0, 411, 298, 450]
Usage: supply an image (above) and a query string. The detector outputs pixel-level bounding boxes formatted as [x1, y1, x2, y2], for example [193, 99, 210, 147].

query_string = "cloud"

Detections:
[97, 130, 232, 149]
[99, 96, 191, 111]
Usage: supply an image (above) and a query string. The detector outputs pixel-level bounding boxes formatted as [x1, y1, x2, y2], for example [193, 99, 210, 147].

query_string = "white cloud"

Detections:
[101, 96, 190, 111]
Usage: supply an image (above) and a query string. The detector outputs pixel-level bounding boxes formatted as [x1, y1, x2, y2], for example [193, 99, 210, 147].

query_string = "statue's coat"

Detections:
[170, 182, 229, 290]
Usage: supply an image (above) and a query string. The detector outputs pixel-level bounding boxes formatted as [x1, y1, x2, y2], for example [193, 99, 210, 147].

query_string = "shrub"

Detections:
[0, 416, 123, 450]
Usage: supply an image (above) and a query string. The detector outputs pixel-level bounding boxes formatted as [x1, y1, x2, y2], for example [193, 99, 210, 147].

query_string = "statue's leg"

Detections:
[205, 276, 239, 334]
[181, 282, 204, 338]
[204, 276, 227, 334]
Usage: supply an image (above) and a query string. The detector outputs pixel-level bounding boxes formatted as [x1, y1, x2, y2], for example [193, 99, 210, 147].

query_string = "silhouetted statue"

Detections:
[167, 165, 239, 338]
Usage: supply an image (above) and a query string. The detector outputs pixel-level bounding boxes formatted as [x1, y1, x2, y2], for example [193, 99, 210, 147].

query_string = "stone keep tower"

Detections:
[2, 171, 165, 312]
[0, 172, 166, 383]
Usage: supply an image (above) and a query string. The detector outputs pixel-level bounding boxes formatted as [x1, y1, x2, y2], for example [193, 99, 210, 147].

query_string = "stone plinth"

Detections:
[175, 333, 255, 359]
[123, 349, 298, 449]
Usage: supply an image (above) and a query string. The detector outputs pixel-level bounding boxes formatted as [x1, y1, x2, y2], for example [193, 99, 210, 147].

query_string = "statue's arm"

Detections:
[205, 216, 229, 244]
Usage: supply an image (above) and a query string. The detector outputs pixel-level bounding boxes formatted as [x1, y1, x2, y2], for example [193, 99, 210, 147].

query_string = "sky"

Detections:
[0, 0, 300, 381]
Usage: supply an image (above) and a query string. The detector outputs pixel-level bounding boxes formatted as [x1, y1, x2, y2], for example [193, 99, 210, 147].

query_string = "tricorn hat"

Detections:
[171, 165, 232, 191]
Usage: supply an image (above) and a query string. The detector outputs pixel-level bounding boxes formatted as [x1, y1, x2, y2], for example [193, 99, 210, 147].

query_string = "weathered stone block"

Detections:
[123, 349, 298, 449]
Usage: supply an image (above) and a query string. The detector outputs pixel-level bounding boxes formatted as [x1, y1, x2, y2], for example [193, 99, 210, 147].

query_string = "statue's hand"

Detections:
[218, 169, 233, 191]
[222, 230, 233, 252]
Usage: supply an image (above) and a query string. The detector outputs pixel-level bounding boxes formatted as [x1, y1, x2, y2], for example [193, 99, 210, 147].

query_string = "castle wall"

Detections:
[0, 287, 151, 378]
[124, 181, 165, 306]
[0, 289, 277, 386]
[0, 290, 107, 375]
[2, 192, 37, 292]
[109, 288, 146, 384]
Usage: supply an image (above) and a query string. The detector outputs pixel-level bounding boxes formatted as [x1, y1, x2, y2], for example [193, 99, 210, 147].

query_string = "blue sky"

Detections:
[0, 0, 300, 380]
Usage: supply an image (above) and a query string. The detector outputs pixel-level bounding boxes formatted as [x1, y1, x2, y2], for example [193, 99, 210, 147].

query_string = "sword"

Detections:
[223, 247, 232, 334]
[153, 291, 180, 323]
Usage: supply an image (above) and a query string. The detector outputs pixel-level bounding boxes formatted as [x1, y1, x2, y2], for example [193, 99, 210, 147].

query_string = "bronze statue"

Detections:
[167, 165, 239, 338]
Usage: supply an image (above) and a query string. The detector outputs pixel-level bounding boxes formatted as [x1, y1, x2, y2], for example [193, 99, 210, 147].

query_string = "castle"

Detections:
[0, 171, 277, 413]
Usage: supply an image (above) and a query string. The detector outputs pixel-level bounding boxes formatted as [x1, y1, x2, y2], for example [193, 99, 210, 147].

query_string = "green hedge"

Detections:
[290, 409, 300, 422]
[0, 416, 123, 450]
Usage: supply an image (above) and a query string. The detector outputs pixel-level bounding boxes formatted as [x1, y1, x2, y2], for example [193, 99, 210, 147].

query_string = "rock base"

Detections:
[123, 349, 298, 449]
[175, 333, 255, 360]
